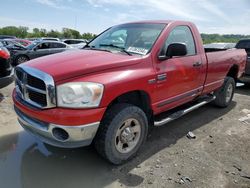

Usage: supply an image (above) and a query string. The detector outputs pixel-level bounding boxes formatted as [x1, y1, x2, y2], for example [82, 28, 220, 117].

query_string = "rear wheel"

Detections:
[213, 77, 235, 108]
[94, 103, 148, 165]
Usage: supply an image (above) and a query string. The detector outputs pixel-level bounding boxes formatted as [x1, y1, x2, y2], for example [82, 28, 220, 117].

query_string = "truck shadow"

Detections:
[235, 84, 250, 96]
[0, 102, 236, 188]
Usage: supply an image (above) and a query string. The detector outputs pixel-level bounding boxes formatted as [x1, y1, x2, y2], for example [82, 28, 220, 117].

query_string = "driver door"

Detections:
[154, 25, 205, 112]
[30, 42, 51, 59]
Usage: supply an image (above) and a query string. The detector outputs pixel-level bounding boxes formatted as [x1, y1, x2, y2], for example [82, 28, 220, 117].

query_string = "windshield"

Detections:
[87, 23, 166, 55]
[26, 42, 39, 50]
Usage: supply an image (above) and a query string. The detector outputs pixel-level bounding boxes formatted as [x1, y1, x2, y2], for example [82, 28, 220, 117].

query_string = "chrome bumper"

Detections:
[14, 106, 99, 148]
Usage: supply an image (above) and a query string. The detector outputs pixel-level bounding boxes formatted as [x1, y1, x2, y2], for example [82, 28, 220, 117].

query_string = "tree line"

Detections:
[0, 26, 249, 43]
[201, 33, 250, 44]
[0, 26, 96, 40]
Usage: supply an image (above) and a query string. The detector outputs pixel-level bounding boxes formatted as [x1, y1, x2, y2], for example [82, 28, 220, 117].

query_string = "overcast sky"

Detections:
[0, 0, 250, 35]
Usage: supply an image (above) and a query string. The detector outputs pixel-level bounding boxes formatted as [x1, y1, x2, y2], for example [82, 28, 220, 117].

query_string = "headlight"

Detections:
[57, 82, 104, 108]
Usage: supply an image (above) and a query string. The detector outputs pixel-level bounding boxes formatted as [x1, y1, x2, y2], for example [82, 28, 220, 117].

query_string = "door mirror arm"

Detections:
[158, 55, 170, 61]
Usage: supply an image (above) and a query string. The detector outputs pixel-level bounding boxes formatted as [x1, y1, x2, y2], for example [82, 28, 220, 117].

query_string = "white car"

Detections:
[62, 39, 87, 49]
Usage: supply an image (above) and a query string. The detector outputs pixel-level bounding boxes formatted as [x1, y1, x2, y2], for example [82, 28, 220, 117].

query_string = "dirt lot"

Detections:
[0, 83, 249, 188]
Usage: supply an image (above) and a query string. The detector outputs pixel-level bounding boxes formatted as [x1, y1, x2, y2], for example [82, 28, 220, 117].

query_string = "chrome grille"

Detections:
[15, 65, 56, 109]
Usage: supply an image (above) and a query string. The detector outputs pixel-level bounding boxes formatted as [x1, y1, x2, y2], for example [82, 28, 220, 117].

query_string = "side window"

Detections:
[63, 40, 70, 44]
[162, 26, 196, 56]
[71, 40, 80, 44]
[50, 43, 66, 48]
[67, 40, 74, 44]
[37, 42, 50, 50]
[236, 41, 250, 49]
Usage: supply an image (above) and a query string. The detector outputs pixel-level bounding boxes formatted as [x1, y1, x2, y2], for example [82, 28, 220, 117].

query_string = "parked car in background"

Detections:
[0, 42, 13, 88]
[25, 38, 39, 41]
[204, 43, 236, 52]
[0, 35, 16, 39]
[236, 39, 250, 85]
[0, 38, 31, 47]
[62, 39, 87, 49]
[0, 39, 23, 47]
[11, 40, 73, 65]
[12, 39, 32, 46]
[13, 20, 246, 164]
[0, 39, 27, 64]
[37, 37, 60, 41]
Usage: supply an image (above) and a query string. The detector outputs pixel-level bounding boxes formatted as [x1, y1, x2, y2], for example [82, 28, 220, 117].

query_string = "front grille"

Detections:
[28, 90, 47, 106]
[27, 74, 46, 90]
[15, 65, 56, 109]
[16, 68, 24, 80]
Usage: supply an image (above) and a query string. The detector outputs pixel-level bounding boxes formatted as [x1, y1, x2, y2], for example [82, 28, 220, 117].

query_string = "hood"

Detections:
[7, 44, 27, 51]
[25, 49, 142, 82]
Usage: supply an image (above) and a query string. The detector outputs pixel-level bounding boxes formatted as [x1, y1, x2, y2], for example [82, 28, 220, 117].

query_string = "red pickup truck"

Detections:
[13, 21, 246, 164]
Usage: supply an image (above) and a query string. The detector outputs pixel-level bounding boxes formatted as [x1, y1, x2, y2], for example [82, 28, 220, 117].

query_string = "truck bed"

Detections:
[204, 48, 228, 53]
[203, 48, 246, 93]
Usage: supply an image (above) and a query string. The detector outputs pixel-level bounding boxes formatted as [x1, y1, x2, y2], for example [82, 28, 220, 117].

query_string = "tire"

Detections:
[15, 55, 29, 65]
[94, 103, 148, 165]
[213, 77, 235, 108]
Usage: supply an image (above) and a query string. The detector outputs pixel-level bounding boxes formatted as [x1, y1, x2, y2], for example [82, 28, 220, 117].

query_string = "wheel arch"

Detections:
[227, 64, 239, 81]
[105, 90, 153, 124]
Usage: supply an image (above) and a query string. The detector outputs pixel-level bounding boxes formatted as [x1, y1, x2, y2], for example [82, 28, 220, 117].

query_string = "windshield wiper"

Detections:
[82, 43, 94, 49]
[99, 44, 132, 56]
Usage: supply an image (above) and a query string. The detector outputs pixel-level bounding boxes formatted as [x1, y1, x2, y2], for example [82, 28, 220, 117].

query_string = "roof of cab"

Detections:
[123, 20, 193, 25]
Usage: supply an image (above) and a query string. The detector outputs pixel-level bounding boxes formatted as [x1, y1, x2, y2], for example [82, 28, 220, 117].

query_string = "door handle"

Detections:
[193, 61, 202, 67]
[157, 73, 167, 81]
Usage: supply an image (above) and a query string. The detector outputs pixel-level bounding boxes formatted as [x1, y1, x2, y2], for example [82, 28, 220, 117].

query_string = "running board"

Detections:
[154, 95, 216, 127]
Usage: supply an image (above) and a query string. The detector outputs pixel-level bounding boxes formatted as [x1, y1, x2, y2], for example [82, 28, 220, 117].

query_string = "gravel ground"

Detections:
[0, 83, 249, 188]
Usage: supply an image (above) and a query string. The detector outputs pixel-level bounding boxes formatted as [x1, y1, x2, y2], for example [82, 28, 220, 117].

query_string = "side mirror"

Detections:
[33, 47, 37, 51]
[166, 43, 187, 58]
[158, 43, 187, 61]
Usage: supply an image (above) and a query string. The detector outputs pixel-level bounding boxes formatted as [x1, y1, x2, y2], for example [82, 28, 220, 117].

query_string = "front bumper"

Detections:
[0, 68, 14, 89]
[14, 106, 100, 148]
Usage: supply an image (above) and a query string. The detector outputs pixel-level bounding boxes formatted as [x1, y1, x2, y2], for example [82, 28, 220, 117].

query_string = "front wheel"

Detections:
[213, 76, 235, 108]
[94, 103, 148, 165]
[15, 55, 29, 65]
